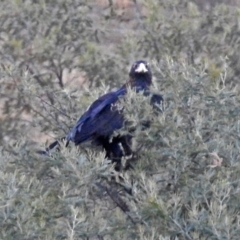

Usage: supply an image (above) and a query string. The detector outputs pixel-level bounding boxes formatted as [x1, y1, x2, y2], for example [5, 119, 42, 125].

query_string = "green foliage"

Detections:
[0, 0, 240, 239]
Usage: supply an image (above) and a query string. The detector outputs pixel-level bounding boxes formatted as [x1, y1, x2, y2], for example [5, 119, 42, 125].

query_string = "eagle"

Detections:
[38, 60, 163, 170]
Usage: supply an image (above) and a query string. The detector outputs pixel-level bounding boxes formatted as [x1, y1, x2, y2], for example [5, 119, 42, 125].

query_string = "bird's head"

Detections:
[129, 60, 152, 87]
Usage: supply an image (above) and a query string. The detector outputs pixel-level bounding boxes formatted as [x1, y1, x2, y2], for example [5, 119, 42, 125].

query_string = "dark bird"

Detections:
[38, 60, 163, 170]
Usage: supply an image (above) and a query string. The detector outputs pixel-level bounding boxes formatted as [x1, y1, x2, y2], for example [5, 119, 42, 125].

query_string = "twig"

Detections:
[37, 96, 72, 120]
[96, 182, 138, 224]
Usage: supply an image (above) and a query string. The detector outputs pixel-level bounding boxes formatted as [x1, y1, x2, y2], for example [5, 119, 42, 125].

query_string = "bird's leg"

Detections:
[118, 135, 136, 170]
[119, 135, 132, 156]
[97, 135, 135, 171]
[96, 136, 123, 171]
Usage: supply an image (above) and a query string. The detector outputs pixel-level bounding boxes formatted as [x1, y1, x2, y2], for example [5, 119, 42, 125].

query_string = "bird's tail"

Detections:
[36, 137, 65, 156]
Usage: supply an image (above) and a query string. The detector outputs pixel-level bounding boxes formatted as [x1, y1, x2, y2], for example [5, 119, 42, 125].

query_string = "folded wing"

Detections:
[66, 87, 127, 146]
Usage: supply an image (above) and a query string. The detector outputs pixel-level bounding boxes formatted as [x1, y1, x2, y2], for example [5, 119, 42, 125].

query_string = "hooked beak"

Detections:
[135, 63, 148, 73]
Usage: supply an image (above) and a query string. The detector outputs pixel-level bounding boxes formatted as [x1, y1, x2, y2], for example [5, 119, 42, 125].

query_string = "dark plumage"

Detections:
[38, 60, 163, 170]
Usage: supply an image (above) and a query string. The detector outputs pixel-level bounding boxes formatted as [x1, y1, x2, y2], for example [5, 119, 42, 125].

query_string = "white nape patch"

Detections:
[135, 63, 148, 73]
